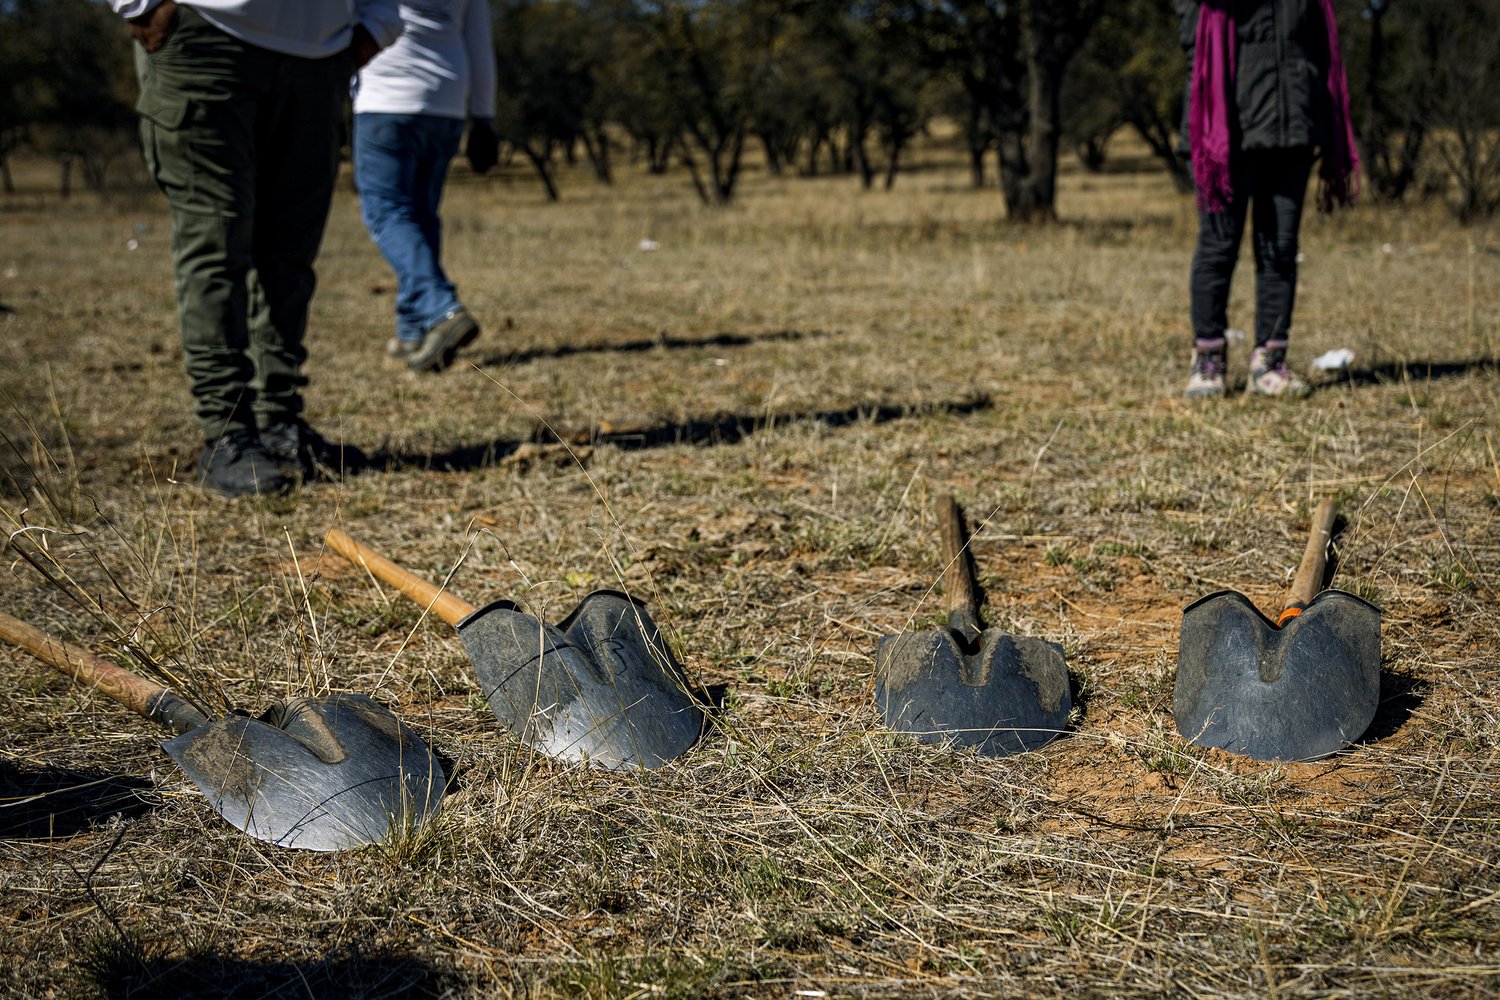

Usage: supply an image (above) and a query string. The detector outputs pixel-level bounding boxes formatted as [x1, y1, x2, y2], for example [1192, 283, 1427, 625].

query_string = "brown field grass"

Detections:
[2, 135, 1498, 997]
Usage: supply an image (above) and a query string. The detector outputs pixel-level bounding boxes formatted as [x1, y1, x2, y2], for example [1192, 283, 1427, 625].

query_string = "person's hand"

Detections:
[349, 24, 381, 69]
[466, 120, 499, 175]
[128, 0, 178, 53]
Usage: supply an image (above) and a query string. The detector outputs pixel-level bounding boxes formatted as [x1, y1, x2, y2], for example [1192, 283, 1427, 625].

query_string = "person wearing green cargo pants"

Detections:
[113, 0, 402, 496]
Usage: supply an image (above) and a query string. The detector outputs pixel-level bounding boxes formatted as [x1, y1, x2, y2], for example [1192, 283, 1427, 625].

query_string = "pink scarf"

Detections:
[1191, 0, 1360, 213]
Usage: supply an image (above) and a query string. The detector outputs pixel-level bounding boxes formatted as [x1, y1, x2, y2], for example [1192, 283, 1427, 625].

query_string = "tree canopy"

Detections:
[3, 0, 1498, 220]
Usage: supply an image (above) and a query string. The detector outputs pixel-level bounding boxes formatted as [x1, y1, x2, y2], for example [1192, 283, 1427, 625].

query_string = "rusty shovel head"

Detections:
[162, 694, 446, 852]
[875, 626, 1071, 756]
[1174, 589, 1382, 761]
[457, 591, 704, 770]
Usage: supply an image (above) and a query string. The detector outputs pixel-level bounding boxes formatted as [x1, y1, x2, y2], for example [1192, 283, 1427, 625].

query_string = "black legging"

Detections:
[1190, 147, 1315, 350]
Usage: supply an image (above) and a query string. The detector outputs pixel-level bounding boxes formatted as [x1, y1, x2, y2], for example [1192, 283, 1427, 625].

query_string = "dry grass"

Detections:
[1, 136, 1498, 997]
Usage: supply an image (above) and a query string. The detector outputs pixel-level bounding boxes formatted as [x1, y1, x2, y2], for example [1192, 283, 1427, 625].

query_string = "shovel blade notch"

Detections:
[163, 694, 446, 852]
[875, 627, 1071, 756]
[1174, 590, 1382, 761]
[458, 591, 704, 769]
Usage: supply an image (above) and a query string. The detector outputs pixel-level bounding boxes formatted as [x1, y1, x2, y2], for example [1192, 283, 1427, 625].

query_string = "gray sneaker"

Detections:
[387, 336, 420, 359]
[1184, 338, 1227, 399]
[197, 430, 289, 498]
[1246, 345, 1310, 398]
[408, 307, 480, 372]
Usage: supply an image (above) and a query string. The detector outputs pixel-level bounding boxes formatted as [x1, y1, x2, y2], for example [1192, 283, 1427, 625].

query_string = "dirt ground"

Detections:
[1, 140, 1497, 997]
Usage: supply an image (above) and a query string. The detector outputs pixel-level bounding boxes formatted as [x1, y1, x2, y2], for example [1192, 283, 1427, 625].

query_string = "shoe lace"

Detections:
[1257, 357, 1294, 382]
[218, 428, 258, 459]
[261, 419, 311, 453]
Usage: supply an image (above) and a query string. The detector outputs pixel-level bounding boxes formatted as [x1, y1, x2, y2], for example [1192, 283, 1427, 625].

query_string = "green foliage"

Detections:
[1353, 0, 1500, 219]
[1068, 0, 1192, 189]
[0, 0, 137, 195]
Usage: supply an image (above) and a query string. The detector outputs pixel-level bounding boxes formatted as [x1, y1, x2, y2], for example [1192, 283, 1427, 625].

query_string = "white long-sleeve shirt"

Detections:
[353, 0, 496, 121]
[109, 0, 404, 60]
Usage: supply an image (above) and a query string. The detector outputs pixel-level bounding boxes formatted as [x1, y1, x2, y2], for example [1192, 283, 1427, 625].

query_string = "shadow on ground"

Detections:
[369, 394, 993, 473]
[0, 761, 158, 840]
[1314, 356, 1498, 392]
[475, 326, 827, 368]
[83, 945, 450, 1000]
[1363, 669, 1426, 746]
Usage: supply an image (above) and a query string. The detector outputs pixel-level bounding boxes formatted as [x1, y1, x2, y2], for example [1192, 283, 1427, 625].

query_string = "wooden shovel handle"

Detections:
[0, 610, 168, 721]
[1278, 499, 1338, 626]
[324, 529, 477, 627]
[938, 494, 982, 633]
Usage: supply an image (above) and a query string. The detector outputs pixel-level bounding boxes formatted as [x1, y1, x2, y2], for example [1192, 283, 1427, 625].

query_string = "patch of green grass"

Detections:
[1426, 558, 1475, 594]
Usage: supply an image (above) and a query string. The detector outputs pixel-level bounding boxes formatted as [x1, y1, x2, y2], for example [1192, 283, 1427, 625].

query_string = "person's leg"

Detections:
[1185, 179, 1250, 397]
[247, 46, 351, 430]
[136, 8, 266, 439]
[1249, 147, 1314, 349]
[246, 46, 365, 478]
[135, 8, 286, 495]
[354, 114, 464, 350]
[1246, 147, 1315, 397]
[410, 116, 466, 319]
[355, 114, 426, 346]
[399, 115, 477, 372]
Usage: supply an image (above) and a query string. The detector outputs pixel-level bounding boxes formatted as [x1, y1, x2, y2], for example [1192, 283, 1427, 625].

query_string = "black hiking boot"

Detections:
[260, 418, 365, 480]
[197, 429, 289, 498]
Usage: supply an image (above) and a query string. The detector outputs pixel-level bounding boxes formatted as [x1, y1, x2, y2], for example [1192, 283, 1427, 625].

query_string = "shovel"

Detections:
[0, 611, 445, 851]
[324, 530, 704, 770]
[1174, 499, 1382, 761]
[874, 494, 1071, 755]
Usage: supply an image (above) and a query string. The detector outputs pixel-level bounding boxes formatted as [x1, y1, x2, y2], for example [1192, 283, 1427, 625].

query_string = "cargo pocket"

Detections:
[136, 87, 192, 201]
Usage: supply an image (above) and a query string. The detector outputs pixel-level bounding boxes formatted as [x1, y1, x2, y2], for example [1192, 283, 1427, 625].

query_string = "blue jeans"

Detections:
[353, 113, 467, 343]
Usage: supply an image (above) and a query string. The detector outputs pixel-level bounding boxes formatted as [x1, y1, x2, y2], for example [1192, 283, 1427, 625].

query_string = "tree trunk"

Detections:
[965, 105, 988, 188]
[581, 126, 612, 185]
[522, 143, 559, 202]
[678, 136, 711, 205]
[992, 1, 1099, 223]
[1018, 37, 1065, 221]
[995, 129, 1032, 220]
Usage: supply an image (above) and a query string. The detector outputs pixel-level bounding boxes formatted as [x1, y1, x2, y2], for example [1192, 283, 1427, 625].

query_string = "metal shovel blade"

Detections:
[162, 694, 446, 852]
[875, 494, 1071, 756]
[1174, 589, 1382, 761]
[457, 591, 704, 769]
[875, 627, 1071, 755]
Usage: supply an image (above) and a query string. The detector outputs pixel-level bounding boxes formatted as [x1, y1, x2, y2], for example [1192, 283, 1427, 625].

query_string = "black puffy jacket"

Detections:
[1176, 0, 1331, 151]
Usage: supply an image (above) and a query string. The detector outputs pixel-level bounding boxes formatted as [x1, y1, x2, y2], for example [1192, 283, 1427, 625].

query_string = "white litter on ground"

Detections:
[1313, 347, 1355, 371]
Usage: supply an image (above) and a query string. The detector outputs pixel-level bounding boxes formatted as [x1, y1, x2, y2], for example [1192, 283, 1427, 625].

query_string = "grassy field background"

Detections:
[2, 135, 1498, 997]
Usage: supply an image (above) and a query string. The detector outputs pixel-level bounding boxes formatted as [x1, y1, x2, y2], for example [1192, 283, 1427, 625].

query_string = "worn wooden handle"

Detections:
[324, 529, 477, 627]
[0, 610, 168, 720]
[938, 494, 982, 636]
[1279, 499, 1339, 626]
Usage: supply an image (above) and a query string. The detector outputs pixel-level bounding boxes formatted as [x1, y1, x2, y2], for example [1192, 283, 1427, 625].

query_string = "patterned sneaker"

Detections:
[1246, 343, 1310, 398]
[1184, 338, 1227, 399]
[197, 429, 289, 498]
[408, 307, 480, 372]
